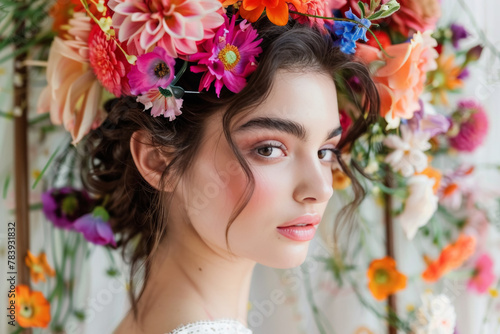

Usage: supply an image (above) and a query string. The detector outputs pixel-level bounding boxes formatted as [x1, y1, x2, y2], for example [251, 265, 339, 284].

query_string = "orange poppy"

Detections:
[422, 234, 476, 282]
[367, 256, 407, 301]
[9, 285, 51, 328]
[240, 0, 302, 26]
[25, 251, 56, 283]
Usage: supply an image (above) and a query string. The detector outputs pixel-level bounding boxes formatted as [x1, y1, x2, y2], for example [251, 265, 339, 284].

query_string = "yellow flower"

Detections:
[489, 288, 499, 298]
[332, 168, 351, 190]
[25, 251, 56, 283]
[367, 256, 407, 301]
[427, 54, 464, 105]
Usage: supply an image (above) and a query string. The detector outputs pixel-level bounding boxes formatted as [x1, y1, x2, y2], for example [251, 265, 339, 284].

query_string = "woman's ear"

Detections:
[130, 130, 176, 192]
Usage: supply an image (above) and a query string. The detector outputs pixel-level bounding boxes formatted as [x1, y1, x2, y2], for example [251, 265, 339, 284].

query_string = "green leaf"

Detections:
[32, 144, 62, 190]
[368, 0, 400, 20]
[358, 1, 366, 18]
[28, 113, 50, 126]
[3, 174, 10, 199]
[0, 110, 14, 119]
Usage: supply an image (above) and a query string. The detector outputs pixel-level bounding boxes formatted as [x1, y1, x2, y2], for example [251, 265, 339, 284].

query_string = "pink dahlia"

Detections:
[288, 0, 332, 31]
[88, 23, 131, 97]
[467, 253, 496, 294]
[108, 0, 225, 58]
[136, 86, 183, 120]
[190, 15, 262, 97]
[448, 100, 489, 153]
[128, 46, 176, 95]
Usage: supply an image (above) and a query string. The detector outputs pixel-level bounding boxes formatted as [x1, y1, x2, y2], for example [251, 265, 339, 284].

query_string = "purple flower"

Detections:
[73, 206, 116, 247]
[332, 9, 371, 54]
[190, 15, 262, 98]
[457, 67, 470, 80]
[128, 47, 176, 95]
[41, 187, 93, 230]
[450, 23, 469, 49]
[408, 101, 451, 137]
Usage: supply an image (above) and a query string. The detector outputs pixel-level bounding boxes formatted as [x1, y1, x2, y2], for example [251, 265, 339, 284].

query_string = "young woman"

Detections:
[80, 15, 379, 334]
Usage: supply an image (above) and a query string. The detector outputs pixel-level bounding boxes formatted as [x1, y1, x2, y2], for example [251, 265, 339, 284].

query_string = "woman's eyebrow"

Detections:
[235, 117, 342, 142]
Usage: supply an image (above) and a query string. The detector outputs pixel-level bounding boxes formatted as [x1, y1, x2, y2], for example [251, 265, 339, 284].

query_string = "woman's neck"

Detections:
[136, 222, 255, 332]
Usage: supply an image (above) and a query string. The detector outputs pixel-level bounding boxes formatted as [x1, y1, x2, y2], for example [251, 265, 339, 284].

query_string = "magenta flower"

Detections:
[190, 15, 262, 97]
[448, 99, 489, 152]
[108, 0, 224, 58]
[41, 187, 94, 230]
[467, 253, 495, 294]
[128, 47, 176, 95]
[136, 86, 183, 121]
[73, 206, 116, 247]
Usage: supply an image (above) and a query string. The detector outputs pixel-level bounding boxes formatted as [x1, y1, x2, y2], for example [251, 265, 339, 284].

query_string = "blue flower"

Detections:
[333, 9, 372, 54]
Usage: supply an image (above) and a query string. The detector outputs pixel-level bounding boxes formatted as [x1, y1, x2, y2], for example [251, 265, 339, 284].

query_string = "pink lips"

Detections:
[276, 214, 321, 242]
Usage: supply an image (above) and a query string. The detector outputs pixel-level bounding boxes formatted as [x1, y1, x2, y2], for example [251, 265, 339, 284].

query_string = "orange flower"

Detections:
[240, 0, 299, 26]
[356, 31, 438, 129]
[427, 54, 464, 105]
[422, 234, 476, 282]
[25, 251, 56, 283]
[416, 166, 442, 194]
[219, 0, 238, 6]
[332, 168, 351, 190]
[367, 256, 407, 301]
[9, 285, 51, 328]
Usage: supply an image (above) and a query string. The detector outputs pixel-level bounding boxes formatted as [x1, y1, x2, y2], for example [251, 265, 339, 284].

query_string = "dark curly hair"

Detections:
[78, 16, 379, 321]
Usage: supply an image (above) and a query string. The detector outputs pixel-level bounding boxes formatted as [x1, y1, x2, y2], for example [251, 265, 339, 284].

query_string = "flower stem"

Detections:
[171, 61, 188, 86]
[303, 268, 329, 334]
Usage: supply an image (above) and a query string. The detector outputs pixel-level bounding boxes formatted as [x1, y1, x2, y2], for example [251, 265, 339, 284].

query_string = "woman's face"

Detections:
[174, 70, 342, 268]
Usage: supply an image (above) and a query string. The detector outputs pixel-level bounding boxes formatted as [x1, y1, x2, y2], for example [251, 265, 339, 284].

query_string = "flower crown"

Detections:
[38, 0, 400, 144]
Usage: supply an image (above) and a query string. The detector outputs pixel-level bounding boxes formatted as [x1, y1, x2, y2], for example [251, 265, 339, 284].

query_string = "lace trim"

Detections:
[167, 318, 252, 334]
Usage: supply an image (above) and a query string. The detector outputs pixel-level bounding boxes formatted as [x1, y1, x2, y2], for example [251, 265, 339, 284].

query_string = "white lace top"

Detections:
[167, 319, 252, 334]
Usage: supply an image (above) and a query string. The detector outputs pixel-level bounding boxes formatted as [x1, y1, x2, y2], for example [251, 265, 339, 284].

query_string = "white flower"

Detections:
[383, 125, 431, 177]
[412, 292, 456, 334]
[396, 175, 438, 240]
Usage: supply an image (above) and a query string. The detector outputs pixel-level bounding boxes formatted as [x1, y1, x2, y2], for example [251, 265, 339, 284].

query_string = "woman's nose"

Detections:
[292, 157, 334, 204]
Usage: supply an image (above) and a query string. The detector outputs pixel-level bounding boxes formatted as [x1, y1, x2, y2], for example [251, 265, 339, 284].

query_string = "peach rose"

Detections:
[356, 31, 438, 129]
[37, 13, 105, 145]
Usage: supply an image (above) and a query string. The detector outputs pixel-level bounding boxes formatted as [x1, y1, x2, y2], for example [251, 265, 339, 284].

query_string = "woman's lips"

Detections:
[276, 214, 320, 241]
[276, 224, 318, 241]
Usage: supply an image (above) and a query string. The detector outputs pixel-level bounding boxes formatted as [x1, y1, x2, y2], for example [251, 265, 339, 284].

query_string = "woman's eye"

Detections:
[255, 145, 285, 158]
[318, 148, 340, 162]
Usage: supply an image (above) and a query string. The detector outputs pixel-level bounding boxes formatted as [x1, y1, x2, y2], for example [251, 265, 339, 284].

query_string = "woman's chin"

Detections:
[258, 245, 310, 269]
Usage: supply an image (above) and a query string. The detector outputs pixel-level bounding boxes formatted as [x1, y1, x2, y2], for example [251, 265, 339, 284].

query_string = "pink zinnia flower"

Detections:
[448, 100, 489, 153]
[128, 47, 176, 95]
[108, 0, 225, 58]
[89, 24, 131, 97]
[136, 87, 183, 121]
[190, 15, 262, 97]
[467, 253, 496, 294]
[37, 12, 105, 145]
[288, 0, 332, 31]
